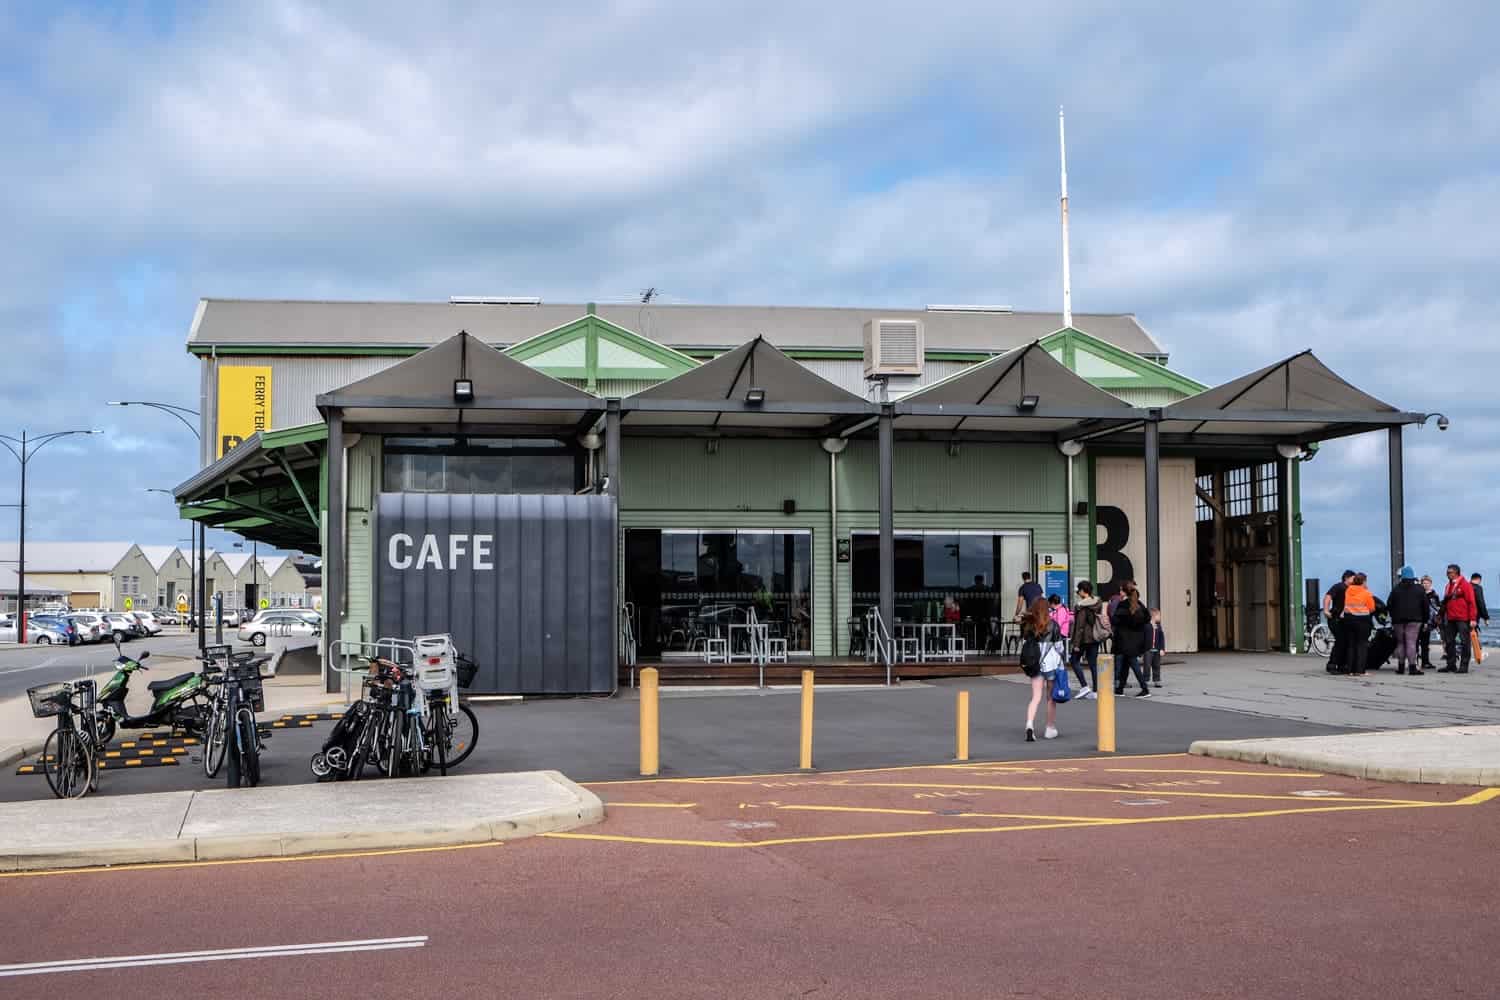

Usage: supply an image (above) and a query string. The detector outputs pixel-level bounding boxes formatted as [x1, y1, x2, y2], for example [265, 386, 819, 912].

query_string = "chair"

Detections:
[767, 638, 789, 663]
[848, 617, 867, 658]
[703, 638, 728, 663]
[898, 637, 921, 662]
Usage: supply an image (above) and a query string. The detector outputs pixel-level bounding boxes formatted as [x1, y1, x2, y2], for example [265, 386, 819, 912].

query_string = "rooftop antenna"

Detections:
[640, 287, 657, 304]
[1058, 105, 1073, 330]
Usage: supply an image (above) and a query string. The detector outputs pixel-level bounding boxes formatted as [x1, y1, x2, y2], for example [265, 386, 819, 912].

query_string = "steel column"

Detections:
[1388, 425, 1404, 586]
[878, 405, 895, 634]
[605, 401, 621, 497]
[196, 520, 206, 658]
[605, 400, 621, 679]
[17, 430, 24, 641]
[324, 411, 344, 694]
[1143, 416, 1161, 611]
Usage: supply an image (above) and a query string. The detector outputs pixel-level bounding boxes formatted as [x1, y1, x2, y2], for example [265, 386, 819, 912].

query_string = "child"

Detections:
[1148, 608, 1166, 687]
[1048, 593, 1072, 639]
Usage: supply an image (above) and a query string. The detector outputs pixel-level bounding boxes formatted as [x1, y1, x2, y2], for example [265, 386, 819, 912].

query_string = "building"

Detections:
[0, 565, 67, 614]
[0, 541, 140, 610]
[138, 546, 194, 611]
[258, 555, 310, 608]
[175, 299, 1426, 693]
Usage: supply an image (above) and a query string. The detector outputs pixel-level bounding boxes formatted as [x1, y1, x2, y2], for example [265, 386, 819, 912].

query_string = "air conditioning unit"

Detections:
[863, 318, 924, 378]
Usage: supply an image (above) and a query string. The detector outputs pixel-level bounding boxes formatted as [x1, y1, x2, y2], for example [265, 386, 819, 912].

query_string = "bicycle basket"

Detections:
[28, 682, 71, 719]
[455, 653, 478, 689]
[228, 661, 265, 713]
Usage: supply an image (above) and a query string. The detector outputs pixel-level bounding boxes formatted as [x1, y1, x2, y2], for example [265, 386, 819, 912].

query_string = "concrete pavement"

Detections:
[1192, 724, 1500, 785]
[0, 770, 603, 871]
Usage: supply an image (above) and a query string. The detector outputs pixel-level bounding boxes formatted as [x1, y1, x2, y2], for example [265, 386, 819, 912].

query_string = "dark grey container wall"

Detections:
[376, 492, 616, 694]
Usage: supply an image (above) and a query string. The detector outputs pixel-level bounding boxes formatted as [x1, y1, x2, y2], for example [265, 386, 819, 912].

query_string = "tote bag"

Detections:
[1050, 658, 1072, 703]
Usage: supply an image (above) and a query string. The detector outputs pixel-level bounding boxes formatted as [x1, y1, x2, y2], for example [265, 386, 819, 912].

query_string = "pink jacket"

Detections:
[1049, 604, 1072, 638]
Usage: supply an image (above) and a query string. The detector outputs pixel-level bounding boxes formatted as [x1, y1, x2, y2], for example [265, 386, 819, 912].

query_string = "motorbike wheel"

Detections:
[94, 713, 117, 749]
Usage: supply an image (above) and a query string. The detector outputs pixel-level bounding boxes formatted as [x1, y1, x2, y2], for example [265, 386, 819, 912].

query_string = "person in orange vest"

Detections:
[1340, 572, 1379, 677]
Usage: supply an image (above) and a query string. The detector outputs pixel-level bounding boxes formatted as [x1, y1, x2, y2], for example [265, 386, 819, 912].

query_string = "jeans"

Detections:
[1329, 616, 1349, 670]
[1114, 653, 1149, 693]
[1147, 649, 1162, 682]
[1393, 622, 1420, 666]
[1344, 615, 1371, 674]
[1070, 642, 1099, 690]
[1443, 620, 1473, 670]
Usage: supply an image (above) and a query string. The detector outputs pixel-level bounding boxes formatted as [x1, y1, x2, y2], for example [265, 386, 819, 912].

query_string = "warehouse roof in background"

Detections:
[187, 299, 1165, 358]
[0, 541, 138, 573]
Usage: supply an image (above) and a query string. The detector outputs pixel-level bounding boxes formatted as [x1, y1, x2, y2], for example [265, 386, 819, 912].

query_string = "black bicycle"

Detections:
[30, 679, 101, 799]
[223, 653, 269, 788]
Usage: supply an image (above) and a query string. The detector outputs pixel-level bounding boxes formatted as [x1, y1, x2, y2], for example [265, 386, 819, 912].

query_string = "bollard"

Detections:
[640, 667, 660, 776]
[1097, 655, 1116, 753]
[799, 669, 815, 770]
[955, 690, 970, 761]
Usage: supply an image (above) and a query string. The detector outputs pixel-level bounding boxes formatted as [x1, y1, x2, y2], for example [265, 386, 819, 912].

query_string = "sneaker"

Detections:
[1409, 667, 1425, 676]
[1076, 685, 1093, 699]
[1152, 680, 1162, 688]
[1025, 727, 1036, 742]
[1044, 726, 1059, 740]
[1135, 689, 1152, 698]
[1084, 690, 1098, 700]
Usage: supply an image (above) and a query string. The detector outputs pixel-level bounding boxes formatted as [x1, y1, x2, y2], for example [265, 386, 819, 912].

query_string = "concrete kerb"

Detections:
[1191, 725, 1500, 786]
[0, 770, 604, 872]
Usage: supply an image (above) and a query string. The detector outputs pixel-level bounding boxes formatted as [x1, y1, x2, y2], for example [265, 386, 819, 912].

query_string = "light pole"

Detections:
[116, 400, 203, 653]
[0, 429, 101, 641]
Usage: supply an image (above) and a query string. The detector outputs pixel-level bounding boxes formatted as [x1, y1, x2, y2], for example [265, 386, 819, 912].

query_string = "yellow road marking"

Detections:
[0, 841, 506, 880]
[1455, 787, 1500, 806]
[607, 802, 699, 809]
[582, 752, 1190, 786]
[1103, 768, 1323, 778]
[759, 803, 1119, 824]
[825, 781, 1433, 805]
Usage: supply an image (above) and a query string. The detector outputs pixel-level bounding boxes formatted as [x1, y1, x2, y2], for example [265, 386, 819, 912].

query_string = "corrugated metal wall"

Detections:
[343, 435, 381, 644]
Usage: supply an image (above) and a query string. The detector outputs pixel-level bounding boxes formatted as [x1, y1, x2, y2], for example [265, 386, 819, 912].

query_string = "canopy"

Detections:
[318, 330, 602, 432]
[623, 336, 872, 431]
[173, 423, 326, 551]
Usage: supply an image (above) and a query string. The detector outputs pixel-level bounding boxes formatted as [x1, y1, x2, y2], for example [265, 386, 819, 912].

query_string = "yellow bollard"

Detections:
[955, 690, 970, 761]
[800, 669, 815, 770]
[1097, 655, 1116, 753]
[640, 667, 660, 776]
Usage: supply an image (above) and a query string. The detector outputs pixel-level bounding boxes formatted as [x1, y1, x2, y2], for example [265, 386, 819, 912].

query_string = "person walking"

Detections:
[1470, 573, 1489, 630]
[1323, 570, 1355, 674]
[1110, 584, 1152, 698]
[1387, 566, 1426, 676]
[1440, 564, 1478, 673]
[1020, 597, 1064, 741]
[1048, 593, 1072, 639]
[1419, 575, 1442, 669]
[1068, 581, 1105, 700]
[1340, 573, 1377, 677]
[1147, 608, 1166, 687]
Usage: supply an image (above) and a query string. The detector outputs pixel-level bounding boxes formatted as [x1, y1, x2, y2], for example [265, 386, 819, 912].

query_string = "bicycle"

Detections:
[223, 652, 269, 788]
[1304, 615, 1334, 657]
[422, 651, 479, 772]
[30, 679, 101, 800]
[200, 658, 230, 779]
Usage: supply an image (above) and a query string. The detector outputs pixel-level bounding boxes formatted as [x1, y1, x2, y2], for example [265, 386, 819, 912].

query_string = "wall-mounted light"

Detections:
[706, 438, 720, 455]
[946, 440, 960, 458]
[453, 378, 474, 402]
[1017, 394, 1040, 413]
[1275, 443, 1304, 460]
[1057, 439, 1084, 457]
[745, 387, 766, 406]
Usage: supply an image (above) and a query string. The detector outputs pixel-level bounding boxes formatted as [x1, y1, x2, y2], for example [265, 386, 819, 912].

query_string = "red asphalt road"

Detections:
[3, 753, 1497, 999]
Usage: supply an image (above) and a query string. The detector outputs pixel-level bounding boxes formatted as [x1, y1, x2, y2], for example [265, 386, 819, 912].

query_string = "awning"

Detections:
[1153, 351, 1428, 445]
[895, 341, 1135, 435]
[622, 336, 873, 432]
[317, 330, 602, 433]
[173, 422, 326, 551]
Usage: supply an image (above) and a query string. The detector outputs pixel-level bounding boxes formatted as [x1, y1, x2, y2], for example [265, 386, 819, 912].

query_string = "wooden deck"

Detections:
[621, 657, 1022, 687]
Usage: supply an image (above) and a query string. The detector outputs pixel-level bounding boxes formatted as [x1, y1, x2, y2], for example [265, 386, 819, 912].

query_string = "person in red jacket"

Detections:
[1441, 563, 1478, 673]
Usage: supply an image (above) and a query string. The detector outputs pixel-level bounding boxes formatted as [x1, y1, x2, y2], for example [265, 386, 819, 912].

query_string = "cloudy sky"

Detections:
[1, 1, 1494, 589]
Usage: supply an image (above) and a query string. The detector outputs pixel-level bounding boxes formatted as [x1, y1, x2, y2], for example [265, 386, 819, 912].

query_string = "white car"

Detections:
[101, 613, 141, 641]
[67, 613, 110, 643]
[131, 611, 164, 635]
[237, 610, 322, 646]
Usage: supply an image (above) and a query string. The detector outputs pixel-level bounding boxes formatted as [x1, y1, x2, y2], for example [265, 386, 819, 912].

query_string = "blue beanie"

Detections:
[1400, 565, 1416, 580]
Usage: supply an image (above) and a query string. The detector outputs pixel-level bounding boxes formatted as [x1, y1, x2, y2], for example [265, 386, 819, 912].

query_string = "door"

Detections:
[1236, 562, 1269, 651]
[68, 592, 100, 610]
[1094, 457, 1198, 653]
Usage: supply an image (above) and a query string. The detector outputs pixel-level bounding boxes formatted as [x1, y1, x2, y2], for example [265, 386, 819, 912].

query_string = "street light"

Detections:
[0, 429, 102, 641]
[107, 401, 200, 440]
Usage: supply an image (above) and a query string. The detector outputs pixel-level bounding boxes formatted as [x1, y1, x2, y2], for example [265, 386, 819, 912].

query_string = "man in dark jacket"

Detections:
[1470, 573, 1489, 628]
[1419, 575, 1442, 669]
[1323, 571, 1355, 674]
[1387, 566, 1427, 675]
[1441, 564, 1478, 673]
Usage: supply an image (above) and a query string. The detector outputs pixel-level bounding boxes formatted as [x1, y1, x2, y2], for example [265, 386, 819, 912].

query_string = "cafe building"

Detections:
[174, 299, 1429, 693]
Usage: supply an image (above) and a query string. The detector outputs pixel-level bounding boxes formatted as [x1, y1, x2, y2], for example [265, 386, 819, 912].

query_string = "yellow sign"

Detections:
[216, 366, 273, 458]
[259, 598, 269, 610]
[123, 597, 134, 611]
[176, 595, 189, 612]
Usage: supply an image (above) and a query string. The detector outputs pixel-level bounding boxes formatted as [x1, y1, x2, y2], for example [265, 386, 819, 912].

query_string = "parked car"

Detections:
[237, 610, 322, 646]
[153, 609, 181, 625]
[101, 613, 141, 642]
[0, 619, 71, 645]
[30, 614, 82, 645]
[131, 611, 164, 636]
[67, 612, 109, 643]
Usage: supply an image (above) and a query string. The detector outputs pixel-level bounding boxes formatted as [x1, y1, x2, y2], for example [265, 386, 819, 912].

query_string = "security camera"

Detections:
[1437, 416, 1449, 431]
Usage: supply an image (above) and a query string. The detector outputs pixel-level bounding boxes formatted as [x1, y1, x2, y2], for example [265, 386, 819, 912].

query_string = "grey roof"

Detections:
[319, 330, 598, 427]
[189, 298, 1165, 357]
[218, 552, 254, 575]
[0, 541, 137, 573]
[897, 342, 1132, 434]
[626, 337, 869, 429]
[138, 545, 185, 572]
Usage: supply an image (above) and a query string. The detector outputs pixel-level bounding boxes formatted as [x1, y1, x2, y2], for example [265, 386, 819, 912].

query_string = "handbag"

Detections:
[1050, 659, 1072, 703]
[1039, 639, 1067, 676]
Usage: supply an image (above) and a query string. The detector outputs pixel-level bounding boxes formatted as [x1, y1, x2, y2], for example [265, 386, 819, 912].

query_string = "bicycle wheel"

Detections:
[428, 702, 448, 777]
[444, 704, 478, 768]
[43, 728, 93, 800]
[386, 709, 407, 778]
[238, 712, 260, 788]
[347, 715, 376, 781]
[1310, 626, 1332, 657]
[203, 703, 228, 778]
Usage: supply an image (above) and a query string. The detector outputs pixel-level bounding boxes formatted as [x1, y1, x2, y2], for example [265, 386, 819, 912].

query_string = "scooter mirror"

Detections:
[139, 650, 150, 661]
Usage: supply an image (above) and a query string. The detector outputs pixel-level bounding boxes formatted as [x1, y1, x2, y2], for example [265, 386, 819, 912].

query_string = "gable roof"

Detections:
[506, 312, 699, 387]
[258, 555, 291, 577]
[896, 342, 1133, 434]
[138, 546, 185, 572]
[0, 541, 137, 574]
[625, 337, 871, 429]
[217, 552, 254, 575]
[189, 299, 1165, 357]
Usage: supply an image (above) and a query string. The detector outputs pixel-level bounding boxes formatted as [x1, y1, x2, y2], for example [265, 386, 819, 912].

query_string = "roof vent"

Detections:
[925, 304, 1013, 313]
[863, 319, 924, 378]
[448, 296, 541, 305]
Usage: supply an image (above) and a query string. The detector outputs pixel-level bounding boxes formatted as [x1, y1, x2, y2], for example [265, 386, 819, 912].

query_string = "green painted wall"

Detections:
[343, 435, 381, 645]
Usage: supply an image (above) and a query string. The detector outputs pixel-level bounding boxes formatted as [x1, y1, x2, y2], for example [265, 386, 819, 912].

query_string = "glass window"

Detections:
[1226, 467, 1253, 517]
[957, 534, 994, 590]
[922, 534, 960, 590]
[382, 437, 580, 495]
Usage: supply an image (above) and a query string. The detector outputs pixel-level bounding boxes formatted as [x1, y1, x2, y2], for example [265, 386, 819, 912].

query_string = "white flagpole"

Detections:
[1059, 106, 1073, 329]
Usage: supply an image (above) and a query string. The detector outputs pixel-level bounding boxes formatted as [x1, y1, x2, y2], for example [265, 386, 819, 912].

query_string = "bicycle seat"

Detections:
[146, 672, 196, 693]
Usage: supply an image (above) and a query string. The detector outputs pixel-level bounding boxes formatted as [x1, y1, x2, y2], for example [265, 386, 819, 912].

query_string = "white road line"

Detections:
[0, 936, 428, 977]
[0, 656, 65, 675]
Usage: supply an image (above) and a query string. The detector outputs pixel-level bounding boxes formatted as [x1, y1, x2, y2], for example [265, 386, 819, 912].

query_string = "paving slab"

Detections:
[1191, 724, 1500, 785]
[0, 770, 602, 871]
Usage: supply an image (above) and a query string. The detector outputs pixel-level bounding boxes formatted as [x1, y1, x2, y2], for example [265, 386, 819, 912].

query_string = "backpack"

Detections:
[1020, 635, 1042, 672]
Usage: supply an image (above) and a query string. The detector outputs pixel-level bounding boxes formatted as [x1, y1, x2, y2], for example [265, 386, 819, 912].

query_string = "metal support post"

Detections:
[639, 667, 659, 776]
[1143, 415, 1162, 612]
[1097, 656, 1116, 752]
[799, 669, 815, 770]
[325, 411, 344, 693]
[877, 404, 895, 639]
[955, 690, 970, 761]
[1388, 426, 1404, 586]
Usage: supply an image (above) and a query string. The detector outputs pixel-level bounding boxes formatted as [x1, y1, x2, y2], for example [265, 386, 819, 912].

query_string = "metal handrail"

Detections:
[621, 602, 638, 688]
[865, 607, 895, 686]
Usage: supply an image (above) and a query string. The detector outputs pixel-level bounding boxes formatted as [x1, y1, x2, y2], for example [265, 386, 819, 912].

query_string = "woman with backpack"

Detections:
[1110, 584, 1153, 698]
[1021, 597, 1065, 742]
[1068, 580, 1105, 700]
